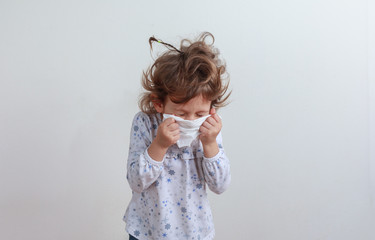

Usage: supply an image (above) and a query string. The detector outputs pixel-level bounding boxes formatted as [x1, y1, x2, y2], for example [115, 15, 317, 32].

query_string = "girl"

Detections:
[123, 32, 231, 240]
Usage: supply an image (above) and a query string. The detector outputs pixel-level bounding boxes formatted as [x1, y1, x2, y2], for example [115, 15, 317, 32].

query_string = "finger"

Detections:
[164, 117, 177, 126]
[199, 125, 209, 133]
[173, 135, 180, 143]
[170, 128, 180, 136]
[210, 108, 215, 115]
[202, 121, 214, 129]
[172, 133, 180, 141]
[212, 113, 221, 123]
[206, 116, 218, 126]
[168, 122, 180, 131]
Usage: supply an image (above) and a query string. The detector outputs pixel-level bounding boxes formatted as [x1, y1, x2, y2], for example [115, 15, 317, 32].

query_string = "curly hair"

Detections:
[138, 32, 231, 114]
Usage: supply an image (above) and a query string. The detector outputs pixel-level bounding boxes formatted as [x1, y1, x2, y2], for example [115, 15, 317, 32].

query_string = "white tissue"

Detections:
[163, 114, 211, 148]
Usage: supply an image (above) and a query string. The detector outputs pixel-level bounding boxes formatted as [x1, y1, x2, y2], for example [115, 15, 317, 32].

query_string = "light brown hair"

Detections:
[138, 32, 231, 114]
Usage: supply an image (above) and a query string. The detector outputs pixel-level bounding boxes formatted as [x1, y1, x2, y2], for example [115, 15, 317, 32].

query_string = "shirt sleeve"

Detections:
[126, 112, 165, 193]
[202, 131, 231, 194]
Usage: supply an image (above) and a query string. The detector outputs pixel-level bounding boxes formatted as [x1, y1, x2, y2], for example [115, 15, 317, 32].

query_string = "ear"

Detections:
[151, 94, 164, 113]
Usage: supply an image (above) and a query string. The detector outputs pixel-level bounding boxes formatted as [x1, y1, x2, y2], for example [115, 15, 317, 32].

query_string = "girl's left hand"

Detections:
[199, 108, 222, 145]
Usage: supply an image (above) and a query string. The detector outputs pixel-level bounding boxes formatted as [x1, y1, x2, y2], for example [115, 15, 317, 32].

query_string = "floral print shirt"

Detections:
[123, 111, 231, 240]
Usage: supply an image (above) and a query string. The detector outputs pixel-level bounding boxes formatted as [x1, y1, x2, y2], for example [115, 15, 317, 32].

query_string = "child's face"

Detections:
[154, 94, 211, 120]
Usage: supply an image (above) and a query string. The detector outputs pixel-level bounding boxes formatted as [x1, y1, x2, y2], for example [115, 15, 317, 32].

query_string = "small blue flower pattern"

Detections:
[123, 111, 231, 240]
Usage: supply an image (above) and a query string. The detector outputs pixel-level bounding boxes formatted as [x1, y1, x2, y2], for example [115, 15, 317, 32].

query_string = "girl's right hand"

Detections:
[154, 118, 180, 149]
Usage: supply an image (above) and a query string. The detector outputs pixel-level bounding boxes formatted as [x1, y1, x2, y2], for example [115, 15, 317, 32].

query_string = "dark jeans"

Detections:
[129, 234, 138, 240]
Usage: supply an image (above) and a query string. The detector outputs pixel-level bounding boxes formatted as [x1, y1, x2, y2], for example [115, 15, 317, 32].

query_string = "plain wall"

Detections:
[0, 0, 374, 239]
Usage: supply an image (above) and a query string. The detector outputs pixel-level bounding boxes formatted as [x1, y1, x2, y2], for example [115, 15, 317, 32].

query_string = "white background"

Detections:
[1, 0, 374, 239]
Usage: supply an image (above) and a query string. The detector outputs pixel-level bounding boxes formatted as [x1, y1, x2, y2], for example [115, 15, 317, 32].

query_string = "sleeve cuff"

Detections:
[144, 146, 165, 167]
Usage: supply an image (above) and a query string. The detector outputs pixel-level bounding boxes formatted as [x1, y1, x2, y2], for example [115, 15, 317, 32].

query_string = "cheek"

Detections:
[206, 102, 213, 111]
[163, 105, 176, 114]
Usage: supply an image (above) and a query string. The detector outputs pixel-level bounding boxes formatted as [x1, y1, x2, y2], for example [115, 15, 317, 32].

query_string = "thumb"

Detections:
[164, 117, 175, 124]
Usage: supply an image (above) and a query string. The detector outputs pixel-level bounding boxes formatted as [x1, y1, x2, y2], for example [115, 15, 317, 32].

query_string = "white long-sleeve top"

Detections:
[123, 111, 231, 240]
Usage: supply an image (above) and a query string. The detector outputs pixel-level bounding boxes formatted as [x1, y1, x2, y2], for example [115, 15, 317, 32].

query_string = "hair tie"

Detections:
[149, 36, 184, 55]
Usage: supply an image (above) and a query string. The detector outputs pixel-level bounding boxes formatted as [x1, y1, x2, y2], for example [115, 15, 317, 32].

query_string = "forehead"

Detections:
[166, 95, 211, 111]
